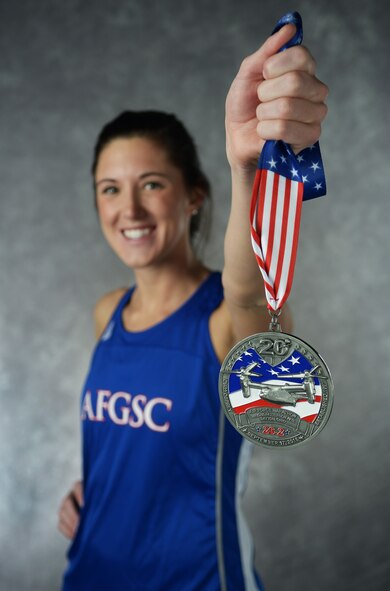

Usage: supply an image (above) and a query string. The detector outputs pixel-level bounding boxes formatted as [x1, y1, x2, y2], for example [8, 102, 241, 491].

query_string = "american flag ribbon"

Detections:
[251, 12, 326, 312]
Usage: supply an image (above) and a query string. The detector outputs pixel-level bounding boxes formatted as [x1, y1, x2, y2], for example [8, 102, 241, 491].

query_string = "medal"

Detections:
[219, 314, 334, 448]
[219, 12, 334, 448]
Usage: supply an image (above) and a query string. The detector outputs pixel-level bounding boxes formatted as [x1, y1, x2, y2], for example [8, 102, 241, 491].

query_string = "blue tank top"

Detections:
[62, 272, 263, 591]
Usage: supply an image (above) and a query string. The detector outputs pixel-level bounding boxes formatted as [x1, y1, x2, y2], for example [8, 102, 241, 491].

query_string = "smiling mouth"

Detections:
[121, 227, 154, 240]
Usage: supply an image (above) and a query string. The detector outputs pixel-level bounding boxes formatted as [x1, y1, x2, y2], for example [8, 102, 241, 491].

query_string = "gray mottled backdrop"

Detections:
[1, 0, 389, 589]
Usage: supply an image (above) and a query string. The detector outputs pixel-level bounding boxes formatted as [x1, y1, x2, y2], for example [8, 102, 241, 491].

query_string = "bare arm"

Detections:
[57, 290, 127, 540]
[211, 23, 328, 355]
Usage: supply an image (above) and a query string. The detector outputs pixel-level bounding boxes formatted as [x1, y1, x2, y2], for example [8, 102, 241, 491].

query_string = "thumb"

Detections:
[239, 23, 297, 79]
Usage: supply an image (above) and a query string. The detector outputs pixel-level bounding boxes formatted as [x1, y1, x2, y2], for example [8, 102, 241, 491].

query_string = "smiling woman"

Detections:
[94, 135, 202, 271]
[57, 21, 328, 591]
[92, 110, 211, 250]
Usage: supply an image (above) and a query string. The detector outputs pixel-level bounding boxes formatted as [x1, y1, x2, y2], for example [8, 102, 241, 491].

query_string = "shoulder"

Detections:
[93, 287, 128, 340]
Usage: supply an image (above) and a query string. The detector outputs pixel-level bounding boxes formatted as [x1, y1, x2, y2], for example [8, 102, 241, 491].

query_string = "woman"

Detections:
[58, 22, 328, 591]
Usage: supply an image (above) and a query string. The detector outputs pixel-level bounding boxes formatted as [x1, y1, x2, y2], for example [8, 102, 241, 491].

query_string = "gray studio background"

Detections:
[1, 0, 389, 589]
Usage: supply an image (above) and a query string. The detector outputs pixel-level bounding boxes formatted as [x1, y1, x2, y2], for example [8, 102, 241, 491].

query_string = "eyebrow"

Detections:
[95, 172, 170, 187]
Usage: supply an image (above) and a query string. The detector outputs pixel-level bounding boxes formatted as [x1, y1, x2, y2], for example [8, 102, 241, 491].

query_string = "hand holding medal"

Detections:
[219, 12, 334, 448]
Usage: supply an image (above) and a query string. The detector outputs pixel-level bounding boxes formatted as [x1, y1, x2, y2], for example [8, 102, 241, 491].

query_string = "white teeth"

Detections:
[123, 228, 152, 239]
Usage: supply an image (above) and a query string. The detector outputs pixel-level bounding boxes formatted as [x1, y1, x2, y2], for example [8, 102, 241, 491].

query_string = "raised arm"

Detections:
[211, 23, 328, 356]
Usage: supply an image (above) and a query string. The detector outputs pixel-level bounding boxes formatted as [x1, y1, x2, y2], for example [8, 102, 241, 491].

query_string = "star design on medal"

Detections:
[288, 355, 300, 365]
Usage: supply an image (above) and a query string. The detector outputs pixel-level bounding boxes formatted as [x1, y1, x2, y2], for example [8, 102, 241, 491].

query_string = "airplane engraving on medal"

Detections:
[224, 361, 322, 406]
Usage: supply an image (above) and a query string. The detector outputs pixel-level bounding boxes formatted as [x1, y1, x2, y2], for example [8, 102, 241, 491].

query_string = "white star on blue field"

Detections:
[259, 140, 326, 200]
[228, 347, 319, 393]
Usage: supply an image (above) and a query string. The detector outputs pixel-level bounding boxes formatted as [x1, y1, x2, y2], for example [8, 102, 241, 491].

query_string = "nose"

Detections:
[121, 185, 145, 219]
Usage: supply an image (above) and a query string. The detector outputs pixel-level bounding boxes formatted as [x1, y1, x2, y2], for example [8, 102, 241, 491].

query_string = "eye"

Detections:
[143, 181, 164, 191]
[101, 185, 119, 195]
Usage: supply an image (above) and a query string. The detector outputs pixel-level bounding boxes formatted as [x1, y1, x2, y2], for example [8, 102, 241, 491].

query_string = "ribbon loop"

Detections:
[271, 11, 303, 49]
[250, 12, 326, 312]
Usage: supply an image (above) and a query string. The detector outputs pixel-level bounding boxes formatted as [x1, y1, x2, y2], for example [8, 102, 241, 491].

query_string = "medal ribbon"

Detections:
[250, 12, 326, 312]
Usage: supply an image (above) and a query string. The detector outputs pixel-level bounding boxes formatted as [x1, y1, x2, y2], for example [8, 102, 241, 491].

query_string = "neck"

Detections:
[130, 254, 209, 316]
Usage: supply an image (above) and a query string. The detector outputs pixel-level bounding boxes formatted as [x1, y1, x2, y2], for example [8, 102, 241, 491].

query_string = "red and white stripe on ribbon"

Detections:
[250, 167, 304, 312]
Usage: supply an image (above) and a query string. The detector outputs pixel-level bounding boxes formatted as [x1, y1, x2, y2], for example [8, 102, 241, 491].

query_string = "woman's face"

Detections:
[95, 137, 198, 270]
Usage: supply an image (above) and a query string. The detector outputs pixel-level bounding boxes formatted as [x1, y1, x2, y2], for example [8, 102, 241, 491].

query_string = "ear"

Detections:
[188, 187, 205, 216]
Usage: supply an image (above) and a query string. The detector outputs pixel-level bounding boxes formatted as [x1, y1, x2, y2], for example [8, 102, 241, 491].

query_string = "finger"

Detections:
[58, 510, 79, 540]
[257, 97, 328, 124]
[257, 119, 322, 152]
[238, 23, 297, 79]
[72, 481, 84, 508]
[58, 515, 77, 540]
[59, 497, 79, 529]
[58, 496, 80, 537]
[263, 45, 316, 79]
[258, 71, 329, 104]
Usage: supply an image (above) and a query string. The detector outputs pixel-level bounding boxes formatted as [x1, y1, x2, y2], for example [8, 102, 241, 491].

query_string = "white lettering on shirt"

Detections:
[81, 390, 173, 433]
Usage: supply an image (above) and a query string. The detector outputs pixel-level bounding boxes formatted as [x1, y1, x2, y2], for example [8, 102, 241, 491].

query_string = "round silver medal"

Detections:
[219, 330, 334, 448]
